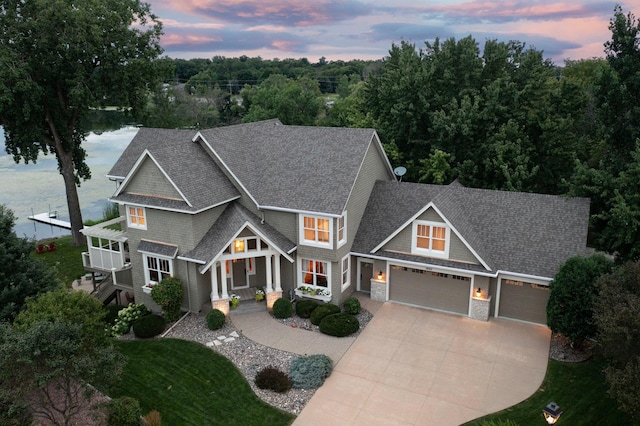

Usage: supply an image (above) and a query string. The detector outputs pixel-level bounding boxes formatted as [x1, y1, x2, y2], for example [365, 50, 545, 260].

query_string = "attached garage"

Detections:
[498, 278, 550, 324]
[389, 266, 471, 314]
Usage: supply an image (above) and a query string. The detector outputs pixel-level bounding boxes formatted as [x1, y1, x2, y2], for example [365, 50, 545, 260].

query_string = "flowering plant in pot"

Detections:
[255, 287, 265, 301]
[230, 293, 241, 309]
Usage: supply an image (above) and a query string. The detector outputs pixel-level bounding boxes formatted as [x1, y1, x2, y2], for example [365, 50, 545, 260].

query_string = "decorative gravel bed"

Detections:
[275, 308, 373, 337]
[163, 309, 372, 415]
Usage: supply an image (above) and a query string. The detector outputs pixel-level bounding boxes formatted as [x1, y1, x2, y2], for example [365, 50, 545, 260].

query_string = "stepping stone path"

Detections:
[206, 331, 240, 347]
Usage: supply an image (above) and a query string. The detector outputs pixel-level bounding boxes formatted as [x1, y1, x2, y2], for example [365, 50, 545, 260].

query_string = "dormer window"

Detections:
[412, 220, 449, 258]
[299, 214, 332, 248]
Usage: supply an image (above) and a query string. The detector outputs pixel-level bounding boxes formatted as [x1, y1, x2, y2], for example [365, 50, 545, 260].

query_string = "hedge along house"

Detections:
[80, 119, 590, 323]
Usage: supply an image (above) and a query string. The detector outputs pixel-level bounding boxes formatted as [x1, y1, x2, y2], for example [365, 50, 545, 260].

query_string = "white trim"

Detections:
[411, 220, 450, 259]
[109, 195, 241, 215]
[495, 274, 551, 320]
[297, 257, 332, 295]
[357, 258, 374, 292]
[114, 150, 193, 208]
[370, 202, 491, 271]
[260, 205, 342, 218]
[299, 214, 334, 249]
[337, 211, 347, 248]
[176, 255, 206, 265]
[126, 205, 147, 230]
[341, 254, 350, 292]
[142, 253, 174, 287]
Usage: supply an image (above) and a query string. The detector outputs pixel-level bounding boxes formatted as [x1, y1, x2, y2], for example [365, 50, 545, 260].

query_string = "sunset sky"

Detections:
[147, 0, 636, 64]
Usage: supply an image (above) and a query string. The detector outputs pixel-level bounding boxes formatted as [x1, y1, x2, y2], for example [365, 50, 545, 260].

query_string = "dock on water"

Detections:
[28, 211, 72, 230]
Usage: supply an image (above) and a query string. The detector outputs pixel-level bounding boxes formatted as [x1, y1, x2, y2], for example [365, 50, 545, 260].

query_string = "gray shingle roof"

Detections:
[181, 202, 296, 272]
[353, 181, 590, 278]
[137, 240, 179, 258]
[197, 121, 378, 215]
[108, 128, 240, 212]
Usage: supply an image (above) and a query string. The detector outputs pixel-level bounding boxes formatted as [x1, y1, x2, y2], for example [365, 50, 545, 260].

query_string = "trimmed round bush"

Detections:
[107, 396, 141, 426]
[310, 303, 340, 326]
[132, 314, 166, 338]
[272, 298, 293, 319]
[319, 313, 360, 337]
[290, 354, 333, 389]
[255, 366, 292, 393]
[342, 296, 361, 315]
[295, 299, 319, 318]
[206, 308, 226, 330]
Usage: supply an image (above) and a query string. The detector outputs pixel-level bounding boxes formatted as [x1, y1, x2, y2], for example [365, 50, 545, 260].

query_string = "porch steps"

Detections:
[229, 287, 268, 315]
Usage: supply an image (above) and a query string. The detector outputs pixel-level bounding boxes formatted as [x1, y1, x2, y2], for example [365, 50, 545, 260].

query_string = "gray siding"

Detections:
[125, 157, 183, 200]
[263, 210, 297, 243]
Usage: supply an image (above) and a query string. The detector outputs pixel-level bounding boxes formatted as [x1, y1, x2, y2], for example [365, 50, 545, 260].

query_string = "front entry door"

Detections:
[231, 259, 248, 289]
[360, 260, 373, 292]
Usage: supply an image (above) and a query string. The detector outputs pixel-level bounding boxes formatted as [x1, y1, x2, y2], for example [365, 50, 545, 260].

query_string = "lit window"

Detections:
[233, 239, 245, 253]
[144, 254, 172, 283]
[301, 258, 329, 288]
[127, 206, 147, 230]
[338, 212, 347, 247]
[412, 220, 449, 257]
[300, 215, 332, 247]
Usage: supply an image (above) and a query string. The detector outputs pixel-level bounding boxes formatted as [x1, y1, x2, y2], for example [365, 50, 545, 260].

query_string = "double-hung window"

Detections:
[337, 212, 347, 247]
[144, 254, 172, 284]
[299, 214, 332, 248]
[300, 258, 329, 289]
[341, 255, 350, 291]
[127, 206, 147, 230]
[412, 221, 449, 258]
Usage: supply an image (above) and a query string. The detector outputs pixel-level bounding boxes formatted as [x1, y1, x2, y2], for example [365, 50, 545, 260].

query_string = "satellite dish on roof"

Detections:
[394, 166, 407, 182]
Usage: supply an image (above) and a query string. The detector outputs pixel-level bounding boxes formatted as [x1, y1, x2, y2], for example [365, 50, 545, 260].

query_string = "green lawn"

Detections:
[34, 235, 86, 287]
[108, 339, 295, 426]
[464, 359, 635, 425]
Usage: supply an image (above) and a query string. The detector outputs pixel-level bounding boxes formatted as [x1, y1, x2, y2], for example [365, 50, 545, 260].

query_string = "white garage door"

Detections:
[499, 279, 550, 324]
[389, 266, 470, 314]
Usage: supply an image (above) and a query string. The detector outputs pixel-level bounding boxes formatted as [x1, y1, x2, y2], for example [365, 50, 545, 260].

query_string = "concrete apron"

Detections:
[294, 302, 551, 426]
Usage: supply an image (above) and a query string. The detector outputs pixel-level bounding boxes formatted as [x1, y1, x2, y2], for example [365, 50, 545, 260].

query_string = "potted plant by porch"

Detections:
[255, 287, 265, 301]
[230, 293, 240, 309]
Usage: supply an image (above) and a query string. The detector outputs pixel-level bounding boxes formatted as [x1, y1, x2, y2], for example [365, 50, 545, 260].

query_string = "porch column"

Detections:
[274, 254, 282, 291]
[265, 254, 273, 293]
[220, 261, 229, 299]
[210, 261, 219, 300]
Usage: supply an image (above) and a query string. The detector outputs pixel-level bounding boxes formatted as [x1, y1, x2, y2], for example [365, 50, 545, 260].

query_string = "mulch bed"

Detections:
[549, 332, 594, 362]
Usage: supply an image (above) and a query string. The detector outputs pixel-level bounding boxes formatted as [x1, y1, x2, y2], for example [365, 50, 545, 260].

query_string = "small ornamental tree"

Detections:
[150, 277, 184, 322]
[546, 253, 614, 347]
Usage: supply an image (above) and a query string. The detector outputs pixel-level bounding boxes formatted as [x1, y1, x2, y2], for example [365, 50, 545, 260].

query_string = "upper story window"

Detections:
[337, 212, 347, 247]
[127, 206, 147, 230]
[299, 214, 332, 248]
[412, 220, 449, 258]
[341, 255, 350, 291]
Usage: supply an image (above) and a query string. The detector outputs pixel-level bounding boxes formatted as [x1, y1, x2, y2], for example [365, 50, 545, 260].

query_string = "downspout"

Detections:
[185, 259, 193, 313]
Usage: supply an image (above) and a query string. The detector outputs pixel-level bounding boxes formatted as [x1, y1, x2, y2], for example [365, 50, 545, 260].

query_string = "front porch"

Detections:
[202, 287, 270, 315]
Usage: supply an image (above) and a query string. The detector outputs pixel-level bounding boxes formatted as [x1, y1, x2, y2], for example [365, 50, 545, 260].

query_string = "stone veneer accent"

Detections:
[212, 298, 230, 316]
[266, 290, 282, 310]
[469, 296, 491, 321]
[370, 278, 387, 302]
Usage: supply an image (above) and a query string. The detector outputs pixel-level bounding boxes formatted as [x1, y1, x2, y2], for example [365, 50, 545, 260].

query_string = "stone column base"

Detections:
[212, 298, 230, 316]
[470, 296, 491, 321]
[371, 279, 387, 302]
[266, 290, 282, 310]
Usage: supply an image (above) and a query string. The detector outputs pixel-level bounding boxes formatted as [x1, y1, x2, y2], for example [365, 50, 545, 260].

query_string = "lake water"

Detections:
[0, 126, 139, 240]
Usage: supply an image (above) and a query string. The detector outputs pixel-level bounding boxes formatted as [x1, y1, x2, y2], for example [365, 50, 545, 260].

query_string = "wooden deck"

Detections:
[28, 212, 71, 229]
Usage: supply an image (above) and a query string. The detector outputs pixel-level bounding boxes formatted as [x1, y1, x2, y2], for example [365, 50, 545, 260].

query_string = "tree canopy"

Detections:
[0, 0, 163, 245]
[0, 205, 61, 322]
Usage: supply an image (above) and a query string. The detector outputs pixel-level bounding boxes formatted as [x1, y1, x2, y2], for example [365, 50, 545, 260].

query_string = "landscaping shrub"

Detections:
[342, 296, 361, 315]
[150, 277, 184, 322]
[206, 309, 226, 330]
[107, 396, 141, 426]
[0, 395, 32, 426]
[272, 298, 293, 319]
[132, 314, 166, 338]
[104, 304, 127, 326]
[295, 299, 319, 318]
[290, 354, 333, 389]
[310, 303, 340, 325]
[112, 303, 152, 337]
[319, 313, 360, 337]
[254, 366, 292, 393]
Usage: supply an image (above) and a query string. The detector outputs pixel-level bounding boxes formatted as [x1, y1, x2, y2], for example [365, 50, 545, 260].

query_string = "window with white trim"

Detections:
[143, 254, 173, 284]
[127, 206, 147, 230]
[300, 258, 329, 289]
[412, 220, 450, 258]
[299, 214, 332, 248]
[337, 212, 347, 247]
[341, 255, 350, 291]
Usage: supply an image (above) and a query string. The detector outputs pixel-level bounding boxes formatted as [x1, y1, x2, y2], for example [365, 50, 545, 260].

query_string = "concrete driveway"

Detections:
[294, 302, 551, 426]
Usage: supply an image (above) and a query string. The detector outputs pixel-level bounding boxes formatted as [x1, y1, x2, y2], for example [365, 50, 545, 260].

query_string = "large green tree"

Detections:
[0, 0, 163, 245]
[0, 205, 61, 322]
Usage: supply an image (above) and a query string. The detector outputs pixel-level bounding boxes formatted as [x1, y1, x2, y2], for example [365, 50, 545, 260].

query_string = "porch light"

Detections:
[377, 271, 383, 280]
[475, 288, 482, 298]
[233, 239, 245, 253]
[542, 402, 563, 424]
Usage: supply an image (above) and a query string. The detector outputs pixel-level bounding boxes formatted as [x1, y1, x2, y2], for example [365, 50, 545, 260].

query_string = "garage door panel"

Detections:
[390, 268, 470, 314]
[499, 280, 549, 324]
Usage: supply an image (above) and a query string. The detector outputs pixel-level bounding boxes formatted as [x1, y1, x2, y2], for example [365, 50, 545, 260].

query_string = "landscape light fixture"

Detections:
[542, 402, 563, 424]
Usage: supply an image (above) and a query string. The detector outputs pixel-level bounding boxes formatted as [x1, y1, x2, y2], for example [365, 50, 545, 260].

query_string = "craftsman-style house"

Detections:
[81, 119, 589, 324]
